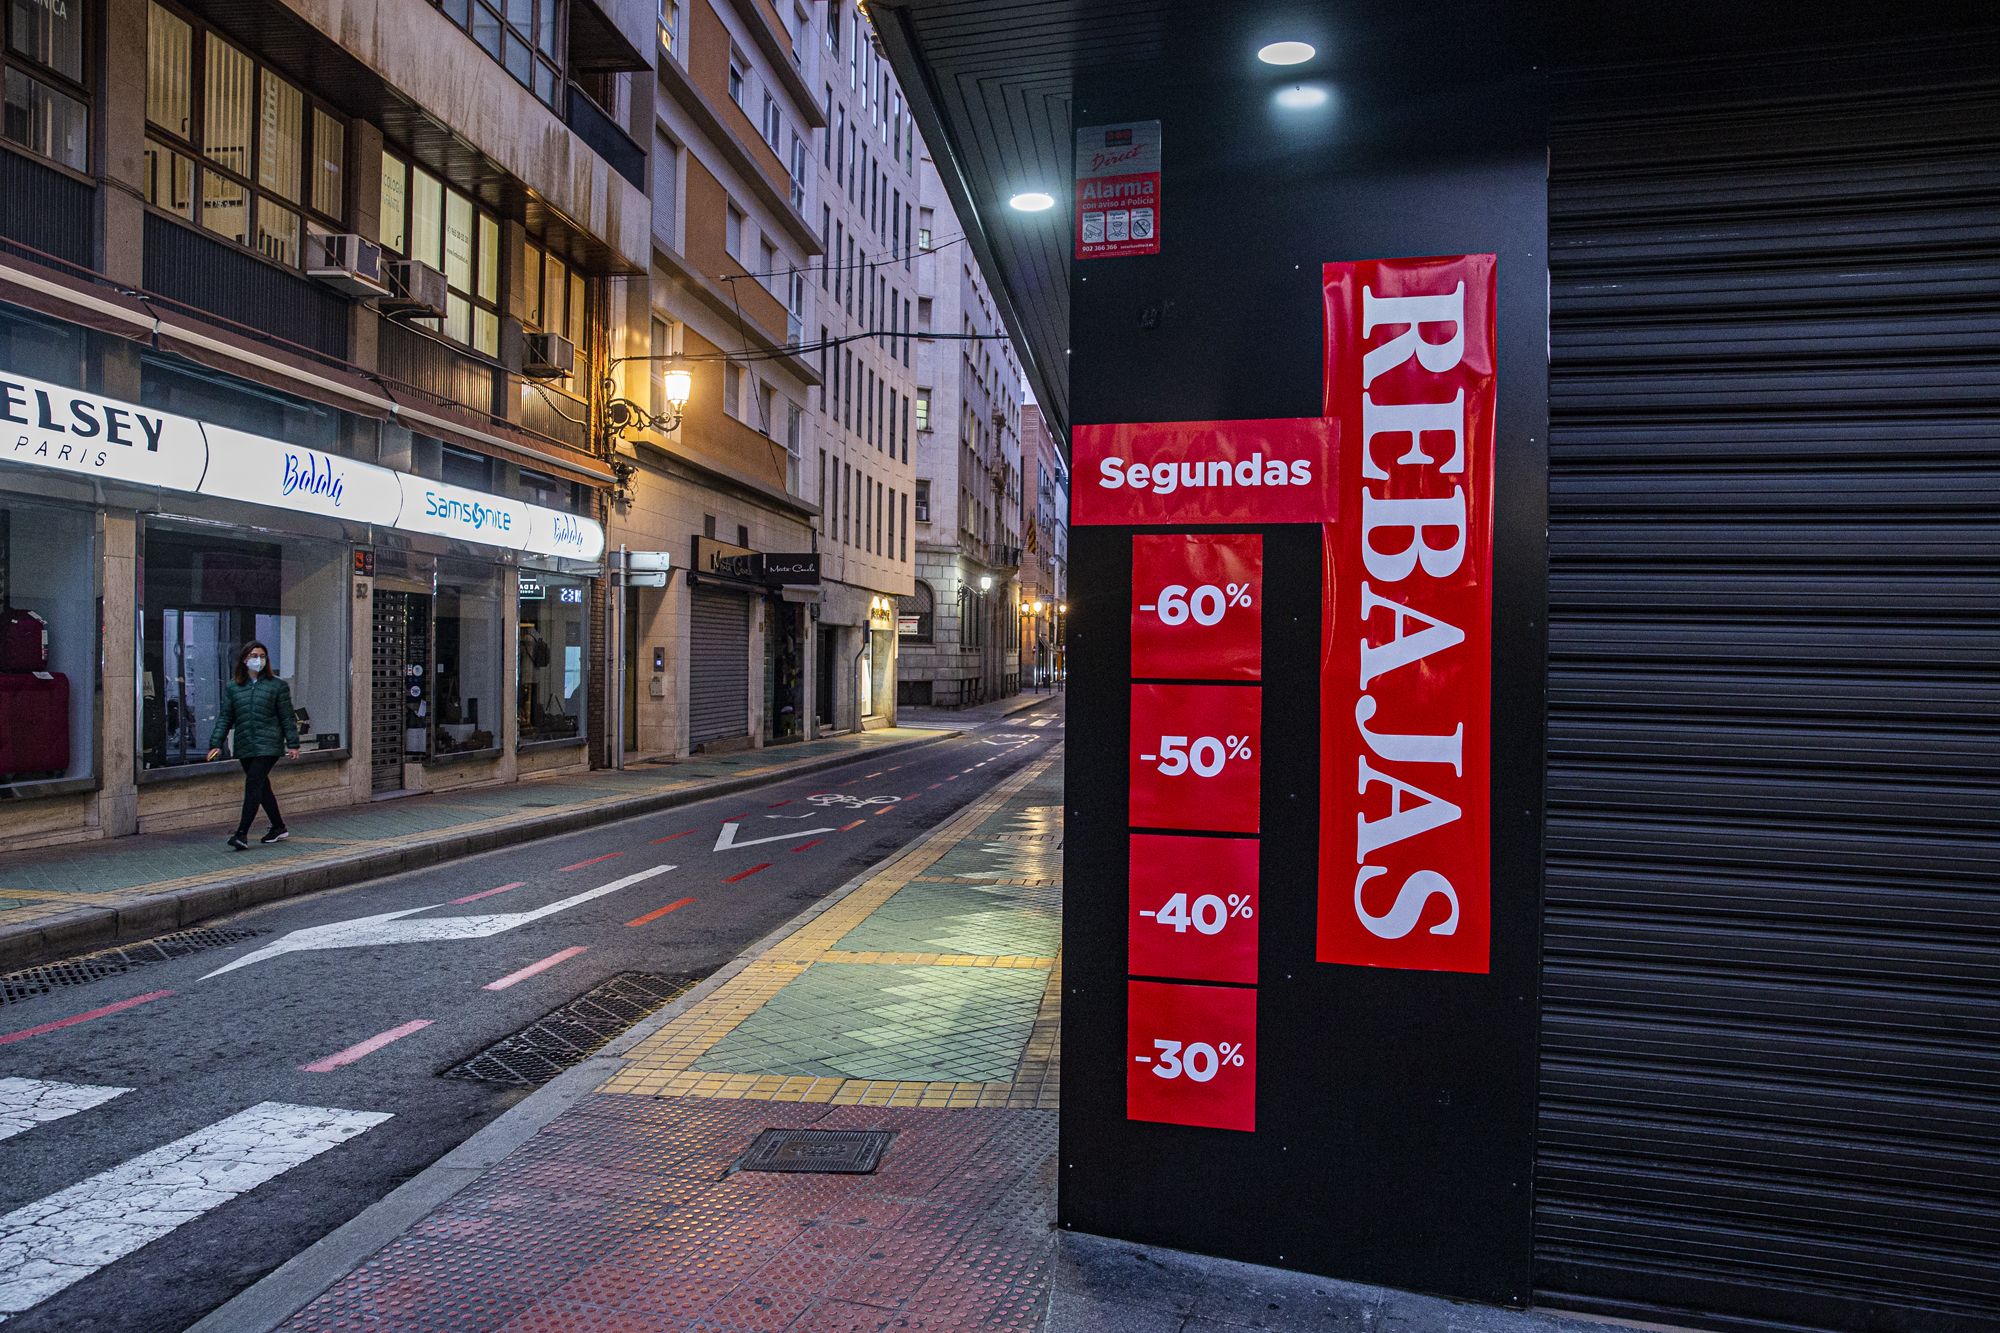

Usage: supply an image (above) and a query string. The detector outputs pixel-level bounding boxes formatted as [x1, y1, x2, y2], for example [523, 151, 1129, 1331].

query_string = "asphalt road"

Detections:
[0, 700, 1064, 1333]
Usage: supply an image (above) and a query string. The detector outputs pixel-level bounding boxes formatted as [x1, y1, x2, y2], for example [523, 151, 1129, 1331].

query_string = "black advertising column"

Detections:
[1058, 7, 1548, 1308]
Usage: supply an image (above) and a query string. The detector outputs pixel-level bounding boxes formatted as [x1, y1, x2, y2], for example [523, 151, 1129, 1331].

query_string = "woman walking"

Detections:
[206, 641, 300, 851]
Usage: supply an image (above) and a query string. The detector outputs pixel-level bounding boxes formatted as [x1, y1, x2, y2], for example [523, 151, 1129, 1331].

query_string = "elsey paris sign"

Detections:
[1073, 253, 1497, 976]
[0, 370, 605, 561]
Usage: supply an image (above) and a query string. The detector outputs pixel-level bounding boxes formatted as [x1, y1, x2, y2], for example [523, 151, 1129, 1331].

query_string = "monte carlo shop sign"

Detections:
[0, 371, 604, 561]
[1074, 254, 1495, 1132]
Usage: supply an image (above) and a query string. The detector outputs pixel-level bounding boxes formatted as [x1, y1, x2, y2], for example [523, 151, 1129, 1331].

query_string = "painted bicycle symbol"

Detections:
[806, 793, 902, 809]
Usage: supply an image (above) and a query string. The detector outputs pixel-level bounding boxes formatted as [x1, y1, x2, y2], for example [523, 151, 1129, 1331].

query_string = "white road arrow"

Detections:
[713, 821, 833, 852]
[199, 865, 676, 979]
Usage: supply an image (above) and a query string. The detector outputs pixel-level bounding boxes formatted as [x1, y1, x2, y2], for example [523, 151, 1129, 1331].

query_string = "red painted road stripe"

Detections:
[451, 881, 525, 905]
[0, 990, 173, 1046]
[626, 897, 696, 928]
[928, 782, 943, 790]
[722, 863, 771, 883]
[873, 805, 896, 816]
[906, 792, 921, 799]
[724, 811, 751, 822]
[767, 799, 793, 808]
[484, 946, 590, 991]
[559, 853, 622, 872]
[839, 819, 866, 832]
[651, 830, 695, 844]
[791, 839, 823, 854]
[300, 1018, 433, 1073]
[948, 774, 961, 781]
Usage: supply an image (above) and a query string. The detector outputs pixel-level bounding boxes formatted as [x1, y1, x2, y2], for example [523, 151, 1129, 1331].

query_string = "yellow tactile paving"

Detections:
[602, 749, 1063, 1109]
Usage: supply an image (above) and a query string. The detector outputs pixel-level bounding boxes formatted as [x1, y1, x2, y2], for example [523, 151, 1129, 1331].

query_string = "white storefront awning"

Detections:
[0, 370, 605, 562]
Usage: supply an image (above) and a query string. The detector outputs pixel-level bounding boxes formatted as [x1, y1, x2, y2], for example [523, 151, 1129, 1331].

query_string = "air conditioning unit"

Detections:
[380, 258, 449, 321]
[305, 232, 387, 296]
[522, 331, 576, 380]
[914, 499, 930, 523]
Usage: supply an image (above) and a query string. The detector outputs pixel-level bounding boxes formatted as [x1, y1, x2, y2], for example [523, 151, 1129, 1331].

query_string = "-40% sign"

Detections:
[1140, 581, 1252, 627]
[1141, 891, 1253, 936]
[1138, 1038, 1247, 1084]
[1145, 734, 1252, 778]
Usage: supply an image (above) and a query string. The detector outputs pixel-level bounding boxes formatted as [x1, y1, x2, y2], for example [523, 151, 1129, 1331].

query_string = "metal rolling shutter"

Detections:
[688, 588, 749, 747]
[1539, 36, 2000, 1333]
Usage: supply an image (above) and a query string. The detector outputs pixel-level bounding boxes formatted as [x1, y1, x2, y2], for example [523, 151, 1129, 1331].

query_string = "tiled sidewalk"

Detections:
[273, 747, 1066, 1333]
[0, 728, 948, 970]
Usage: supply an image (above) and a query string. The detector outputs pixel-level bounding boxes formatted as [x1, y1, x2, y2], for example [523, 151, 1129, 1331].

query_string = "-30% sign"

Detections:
[1137, 1038, 1246, 1083]
[1144, 734, 1252, 778]
[1127, 980, 1256, 1131]
[1141, 891, 1253, 935]
[1140, 581, 1253, 627]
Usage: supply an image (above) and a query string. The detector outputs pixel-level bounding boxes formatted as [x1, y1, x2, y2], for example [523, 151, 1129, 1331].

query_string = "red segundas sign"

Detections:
[1317, 255, 1495, 974]
[1072, 417, 1334, 527]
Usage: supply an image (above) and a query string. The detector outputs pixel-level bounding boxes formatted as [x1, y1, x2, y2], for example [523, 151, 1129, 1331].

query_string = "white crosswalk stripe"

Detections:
[0, 1100, 391, 1321]
[0, 1079, 131, 1145]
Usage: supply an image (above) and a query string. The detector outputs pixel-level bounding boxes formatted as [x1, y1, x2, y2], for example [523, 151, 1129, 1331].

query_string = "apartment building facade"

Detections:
[623, 0, 824, 756]
[897, 150, 1025, 707]
[1017, 401, 1067, 688]
[800, 0, 920, 732]
[0, 0, 653, 850]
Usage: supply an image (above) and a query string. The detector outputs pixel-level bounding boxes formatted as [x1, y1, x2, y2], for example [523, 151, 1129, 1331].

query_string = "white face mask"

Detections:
[246, 657, 267, 673]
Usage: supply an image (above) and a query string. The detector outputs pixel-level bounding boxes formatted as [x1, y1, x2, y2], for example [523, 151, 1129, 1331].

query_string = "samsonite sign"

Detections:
[0, 370, 604, 561]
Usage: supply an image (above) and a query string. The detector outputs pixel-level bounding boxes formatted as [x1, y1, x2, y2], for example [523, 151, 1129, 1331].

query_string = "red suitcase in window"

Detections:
[0, 609, 49, 671]
[0, 671, 70, 776]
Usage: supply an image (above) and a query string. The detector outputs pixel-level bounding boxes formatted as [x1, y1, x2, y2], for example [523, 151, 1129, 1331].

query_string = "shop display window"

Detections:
[434, 559, 501, 755]
[141, 520, 347, 768]
[517, 569, 585, 743]
[0, 502, 94, 784]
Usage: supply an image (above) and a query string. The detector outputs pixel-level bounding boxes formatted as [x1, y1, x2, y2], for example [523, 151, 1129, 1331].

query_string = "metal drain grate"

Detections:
[735, 1129, 894, 1175]
[0, 926, 267, 1006]
[440, 971, 698, 1086]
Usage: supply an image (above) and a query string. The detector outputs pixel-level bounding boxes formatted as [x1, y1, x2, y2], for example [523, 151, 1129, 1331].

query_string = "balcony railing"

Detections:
[565, 84, 644, 191]
[142, 215, 348, 360]
[378, 320, 503, 418]
[0, 149, 91, 268]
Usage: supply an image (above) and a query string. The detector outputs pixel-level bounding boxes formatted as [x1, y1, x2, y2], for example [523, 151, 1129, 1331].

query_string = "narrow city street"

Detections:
[0, 704, 1063, 1333]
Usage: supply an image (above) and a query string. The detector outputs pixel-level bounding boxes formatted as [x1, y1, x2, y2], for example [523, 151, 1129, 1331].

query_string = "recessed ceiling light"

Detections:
[1275, 84, 1330, 110]
[1009, 191, 1055, 212]
[1258, 40, 1316, 66]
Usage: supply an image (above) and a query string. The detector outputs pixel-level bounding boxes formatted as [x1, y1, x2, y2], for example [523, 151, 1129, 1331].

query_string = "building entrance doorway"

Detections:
[369, 589, 428, 794]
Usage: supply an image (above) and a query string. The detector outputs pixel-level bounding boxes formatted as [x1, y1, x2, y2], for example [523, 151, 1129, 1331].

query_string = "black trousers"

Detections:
[235, 754, 284, 836]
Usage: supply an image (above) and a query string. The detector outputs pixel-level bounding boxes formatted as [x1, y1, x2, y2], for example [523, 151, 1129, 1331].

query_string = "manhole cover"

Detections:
[439, 972, 698, 1086]
[735, 1129, 893, 1175]
[0, 926, 266, 1006]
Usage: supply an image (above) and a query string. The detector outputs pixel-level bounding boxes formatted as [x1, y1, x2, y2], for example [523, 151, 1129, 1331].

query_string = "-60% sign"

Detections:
[1130, 685, 1261, 833]
[1127, 980, 1256, 1132]
[1129, 834, 1259, 984]
[1130, 534, 1263, 681]
[1143, 580, 1253, 627]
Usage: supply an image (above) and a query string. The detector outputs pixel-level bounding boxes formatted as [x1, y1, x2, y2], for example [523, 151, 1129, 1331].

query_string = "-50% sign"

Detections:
[1130, 685, 1261, 833]
[1131, 534, 1263, 681]
[1129, 834, 1258, 984]
[1127, 980, 1256, 1132]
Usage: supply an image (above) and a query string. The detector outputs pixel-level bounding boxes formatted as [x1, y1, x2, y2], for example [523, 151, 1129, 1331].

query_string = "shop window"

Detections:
[433, 0, 562, 108]
[2, 0, 87, 170]
[142, 357, 339, 449]
[441, 444, 491, 490]
[434, 560, 502, 755]
[0, 502, 95, 785]
[518, 466, 579, 513]
[517, 569, 586, 743]
[141, 521, 348, 769]
[380, 149, 502, 357]
[143, 4, 345, 269]
[898, 581, 933, 644]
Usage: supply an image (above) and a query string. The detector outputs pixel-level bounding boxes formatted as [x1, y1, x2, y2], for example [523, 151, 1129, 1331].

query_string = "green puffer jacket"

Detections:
[208, 677, 300, 758]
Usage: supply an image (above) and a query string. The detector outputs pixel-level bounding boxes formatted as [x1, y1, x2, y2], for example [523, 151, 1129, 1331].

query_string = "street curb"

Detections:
[900, 691, 1052, 729]
[186, 745, 1056, 1333]
[0, 731, 959, 976]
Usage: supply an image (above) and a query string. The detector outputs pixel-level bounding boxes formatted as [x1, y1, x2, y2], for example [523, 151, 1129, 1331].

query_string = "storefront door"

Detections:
[369, 590, 428, 793]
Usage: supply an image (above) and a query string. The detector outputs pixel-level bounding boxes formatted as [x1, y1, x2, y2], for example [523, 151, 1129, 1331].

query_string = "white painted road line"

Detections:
[200, 864, 679, 979]
[0, 1100, 391, 1320]
[0, 1079, 131, 1144]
